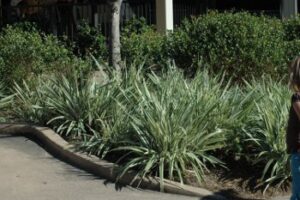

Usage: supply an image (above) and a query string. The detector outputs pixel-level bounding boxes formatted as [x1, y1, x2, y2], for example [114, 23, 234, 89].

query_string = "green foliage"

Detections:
[168, 11, 286, 80]
[282, 17, 300, 41]
[243, 78, 291, 192]
[0, 82, 5, 98]
[282, 17, 300, 67]
[78, 66, 140, 157]
[0, 24, 75, 85]
[0, 82, 11, 109]
[45, 74, 118, 139]
[121, 18, 168, 69]
[284, 40, 300, 68]
[0, 82, 11, 122]
[112, 67, 226, 189]
[12, 80, 49, 124]
[45, 76, 98, 138]
[75, 21, 108, 60]
[122, 17, 151, 35]
[12, 72, 118, 139]
[216, 85, 256, 159]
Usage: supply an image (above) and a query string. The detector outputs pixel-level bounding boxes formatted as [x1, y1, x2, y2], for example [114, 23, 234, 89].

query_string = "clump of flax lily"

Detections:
[244, 77, 291, 192]
[112, 68, 226, 191]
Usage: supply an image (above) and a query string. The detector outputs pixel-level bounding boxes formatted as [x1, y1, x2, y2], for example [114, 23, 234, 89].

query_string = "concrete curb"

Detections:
[0, 123, 226, 200]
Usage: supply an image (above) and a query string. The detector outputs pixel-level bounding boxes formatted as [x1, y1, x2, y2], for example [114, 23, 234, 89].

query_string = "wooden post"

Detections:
[156, 0, 173, 33]
[281, 0, 298, 19]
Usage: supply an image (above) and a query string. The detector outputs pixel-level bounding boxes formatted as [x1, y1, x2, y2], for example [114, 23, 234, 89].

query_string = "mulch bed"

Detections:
[185, 158, 291, 200]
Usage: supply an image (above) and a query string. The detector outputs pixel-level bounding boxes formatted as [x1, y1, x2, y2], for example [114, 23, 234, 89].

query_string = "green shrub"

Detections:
[284, 40, 300, 68]
[282, 17, 300, 68]
[12, 80, 50, 124]
[0, 82, 5, 98]
[215, 85, 256, 159]
[0, 82, 11, 122]
[12, 72, 118, 139]
[78, 66, 142, 157]
[75, 21, 108, 60]
[168, 12, 286, 80]
[243, 78, 290, 191]
[75, 65, 229, 188]
[0, 82, 11, 109]
[0, 24, 75, 85]
[45, 74, 119, 139]
[282, 17, 300, 41]
[121, 18, 168, 68]
[112, 67, 226, 189]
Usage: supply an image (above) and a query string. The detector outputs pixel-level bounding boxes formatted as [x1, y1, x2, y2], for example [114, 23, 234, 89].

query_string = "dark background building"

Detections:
[0, 0, 296, 38]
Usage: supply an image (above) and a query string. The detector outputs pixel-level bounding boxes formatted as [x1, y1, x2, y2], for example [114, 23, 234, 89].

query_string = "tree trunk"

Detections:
[108, 0, 122, 71]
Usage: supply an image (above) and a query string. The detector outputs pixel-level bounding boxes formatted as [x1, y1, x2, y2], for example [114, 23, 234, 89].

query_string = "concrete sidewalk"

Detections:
[271, 196, 289, 200]
[0, 135, 213, 200]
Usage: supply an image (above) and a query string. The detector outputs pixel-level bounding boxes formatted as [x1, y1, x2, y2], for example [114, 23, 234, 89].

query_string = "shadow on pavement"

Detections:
[202, 189, 265, 200]
[21, 134, 128, 191]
